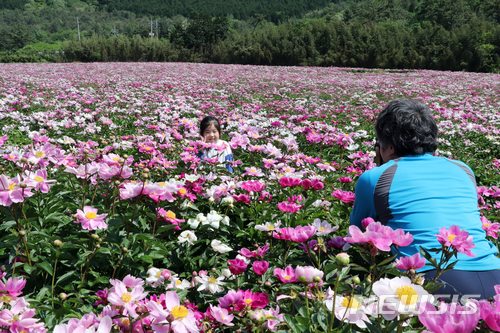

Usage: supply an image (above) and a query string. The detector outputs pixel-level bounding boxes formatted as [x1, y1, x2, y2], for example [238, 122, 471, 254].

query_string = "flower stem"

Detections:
[51, 253, 59, 309]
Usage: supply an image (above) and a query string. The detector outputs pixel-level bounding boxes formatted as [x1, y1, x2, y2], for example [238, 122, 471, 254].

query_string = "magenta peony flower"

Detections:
[331, 189, 355, 204]
[252, 261, 270, 276]
[228, 259, 248, 275]
[278, 177, 302, 188]
[240, 180, 266, 193]
[437, 225, 475, 257]
[218, 290, 269, 312]
[232, 193, 251, 205]
[277, 201, 302, 213]
[361, 217, 375, 229]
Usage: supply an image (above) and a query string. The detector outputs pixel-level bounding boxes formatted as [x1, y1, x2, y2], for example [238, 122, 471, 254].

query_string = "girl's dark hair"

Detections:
[375, 99, 438, 156]
[199, 116, 221, 136]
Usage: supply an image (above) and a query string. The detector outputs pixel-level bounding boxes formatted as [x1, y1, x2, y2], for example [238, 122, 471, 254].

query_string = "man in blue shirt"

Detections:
[350, 99, 500, 299]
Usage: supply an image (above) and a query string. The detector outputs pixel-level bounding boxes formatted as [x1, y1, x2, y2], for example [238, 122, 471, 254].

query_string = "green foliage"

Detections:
[0, 0, 498, 72]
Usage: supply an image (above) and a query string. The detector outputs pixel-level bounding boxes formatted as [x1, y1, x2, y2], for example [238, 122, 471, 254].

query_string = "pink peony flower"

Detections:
[295, 266, 324, 283]
[107, 279, 147, 318]
[272, 226, 316, 243]
[0, 175, 33, 206]
[394, 253, 426, 271]
[239, 244, 269, 259]
[0, 277, 26, 306]
[0, 298, 46, 332]
[209, 305, 234, 326]
[300, 178, 324, 191]
[27, 169, 56, 193]
[237, 290, 269, 311]
[345, 221, 413, 252]
[481, 216, 500, 239]
[273, 266, 297, 283]
[119, 181, 144, 200]
[418, 301, 480, 333]
[157, 208, 185, 230]
[147, 291, 199, 333]
[479, 299, 500, 331]
[75, 206, 108, 231]
[437, 225, 475, 257]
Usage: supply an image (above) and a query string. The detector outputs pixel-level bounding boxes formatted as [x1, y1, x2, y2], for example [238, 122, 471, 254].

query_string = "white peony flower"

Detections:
[211, 239, 233, 253]
[146, 267, 164, 287]
[325, 292, 369, 329]
[371, 276, 432, 320]
[255, 222, 281, 232]
[312, 219, 338, 236]
[195, 274, 225, 294]
[178, 230, 197, 245]
[187, 218, 200, 229]
[206, 210, 223, 229]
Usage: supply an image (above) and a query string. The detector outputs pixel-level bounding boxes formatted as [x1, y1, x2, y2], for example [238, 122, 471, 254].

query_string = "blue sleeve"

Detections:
[225, 153, 234, 173]
[350, 171, 376, 227]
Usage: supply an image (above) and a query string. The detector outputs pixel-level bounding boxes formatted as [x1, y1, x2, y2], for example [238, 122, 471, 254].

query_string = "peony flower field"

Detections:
[0, 62, 498, 332]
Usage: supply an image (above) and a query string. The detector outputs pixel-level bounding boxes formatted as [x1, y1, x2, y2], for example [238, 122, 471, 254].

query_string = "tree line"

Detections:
[0, 0, 498, 72]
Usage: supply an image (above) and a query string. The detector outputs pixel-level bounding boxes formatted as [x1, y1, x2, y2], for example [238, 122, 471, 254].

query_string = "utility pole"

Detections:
[149, 18, 154, 38]
[77, 17, 81, 41]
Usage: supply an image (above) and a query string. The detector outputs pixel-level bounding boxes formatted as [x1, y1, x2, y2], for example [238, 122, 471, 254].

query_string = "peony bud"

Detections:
[335, 252, 350, 266]
[53, 239, 63, 247]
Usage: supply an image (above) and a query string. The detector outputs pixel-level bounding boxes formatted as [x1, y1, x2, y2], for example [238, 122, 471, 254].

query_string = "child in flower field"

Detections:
[350, 99, 500, 299]
[198, 116, 234, 173]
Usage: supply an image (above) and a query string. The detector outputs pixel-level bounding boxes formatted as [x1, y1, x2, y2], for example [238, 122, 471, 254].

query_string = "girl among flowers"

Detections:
[198, 116, 234, 173]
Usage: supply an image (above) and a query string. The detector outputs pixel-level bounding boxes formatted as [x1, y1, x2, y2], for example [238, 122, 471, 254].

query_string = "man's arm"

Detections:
[350, 172, 376, 227]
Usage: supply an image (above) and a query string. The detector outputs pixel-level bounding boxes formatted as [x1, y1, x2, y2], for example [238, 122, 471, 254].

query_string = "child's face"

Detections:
[202, 123, 220, 143]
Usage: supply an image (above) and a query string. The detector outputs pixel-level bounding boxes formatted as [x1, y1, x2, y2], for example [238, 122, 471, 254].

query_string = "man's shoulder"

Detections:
[355, 162, 393, 190]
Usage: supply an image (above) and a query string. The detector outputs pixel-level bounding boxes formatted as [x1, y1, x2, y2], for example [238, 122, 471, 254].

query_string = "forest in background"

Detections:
[0, 0, 498, 72]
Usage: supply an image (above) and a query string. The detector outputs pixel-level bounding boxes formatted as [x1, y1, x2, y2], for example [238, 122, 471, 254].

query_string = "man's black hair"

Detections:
[375, 99, 438, 156]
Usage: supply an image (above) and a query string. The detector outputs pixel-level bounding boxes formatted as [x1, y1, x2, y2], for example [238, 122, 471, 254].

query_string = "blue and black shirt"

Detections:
[350, 153, 500, 271]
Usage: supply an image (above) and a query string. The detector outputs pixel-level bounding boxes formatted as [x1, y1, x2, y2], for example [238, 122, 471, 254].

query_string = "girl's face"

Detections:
[202, 123, 220, 143]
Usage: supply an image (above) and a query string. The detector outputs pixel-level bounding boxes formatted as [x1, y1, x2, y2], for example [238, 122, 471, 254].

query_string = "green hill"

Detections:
[0, 0, 498, 72]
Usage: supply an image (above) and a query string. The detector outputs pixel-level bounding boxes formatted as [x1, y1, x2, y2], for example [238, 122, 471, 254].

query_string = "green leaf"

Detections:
[56, 271, 76, 287]
[377, 254, 397, 267]
[38, 261, 53, 276]
[0, 220, 16, 231]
